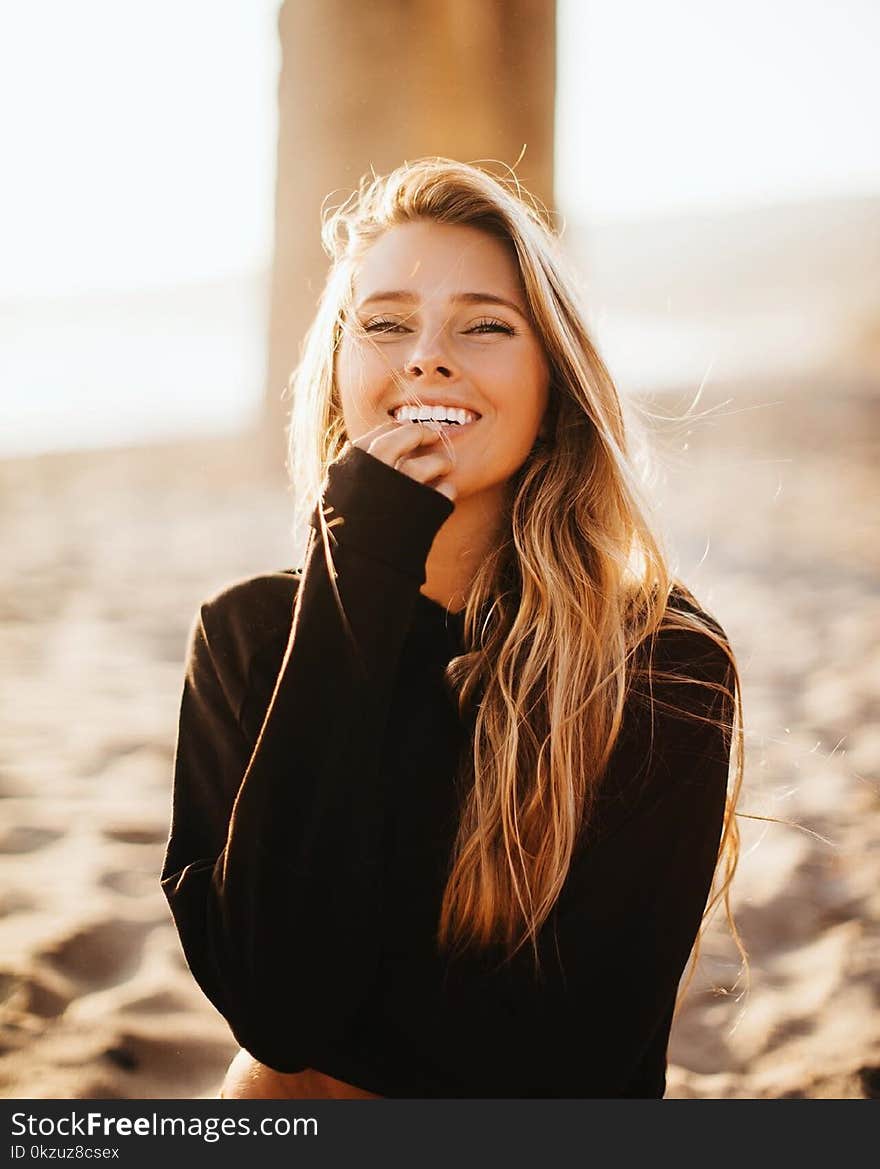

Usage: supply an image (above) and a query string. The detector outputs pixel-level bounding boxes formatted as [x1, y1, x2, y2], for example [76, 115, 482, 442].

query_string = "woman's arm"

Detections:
[160, 443, 454, 1073]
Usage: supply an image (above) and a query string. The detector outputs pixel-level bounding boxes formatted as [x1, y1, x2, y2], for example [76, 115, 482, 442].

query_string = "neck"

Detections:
[420, 484, 507, 614]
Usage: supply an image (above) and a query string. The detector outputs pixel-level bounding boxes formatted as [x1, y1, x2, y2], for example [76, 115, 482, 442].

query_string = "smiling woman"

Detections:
[334, 218, 552, 610]
[161, 156, 747, 1099]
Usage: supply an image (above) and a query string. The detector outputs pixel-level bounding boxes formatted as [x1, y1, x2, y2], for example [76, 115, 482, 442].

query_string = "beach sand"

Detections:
[1, 379, 877, 1099]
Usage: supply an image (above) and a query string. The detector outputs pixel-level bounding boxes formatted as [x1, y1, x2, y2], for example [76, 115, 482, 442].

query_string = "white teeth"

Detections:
[392, 405, 478, 425]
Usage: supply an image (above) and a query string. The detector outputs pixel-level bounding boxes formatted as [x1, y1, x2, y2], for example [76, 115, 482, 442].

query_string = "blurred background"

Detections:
[1, 0, 877, 1099]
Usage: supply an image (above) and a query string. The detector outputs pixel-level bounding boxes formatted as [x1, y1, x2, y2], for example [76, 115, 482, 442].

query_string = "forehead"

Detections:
[352, 220, 523, 302]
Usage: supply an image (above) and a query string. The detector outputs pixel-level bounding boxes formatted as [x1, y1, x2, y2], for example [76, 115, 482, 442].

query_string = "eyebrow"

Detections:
[356, 290, 527, 318]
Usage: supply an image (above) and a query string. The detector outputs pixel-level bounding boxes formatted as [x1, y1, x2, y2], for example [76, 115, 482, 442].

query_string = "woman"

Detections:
[160, 157, 746, 1099]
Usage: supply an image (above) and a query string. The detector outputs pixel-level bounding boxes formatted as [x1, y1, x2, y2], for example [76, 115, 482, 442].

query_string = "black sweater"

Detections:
[160, 443, 735, 1098]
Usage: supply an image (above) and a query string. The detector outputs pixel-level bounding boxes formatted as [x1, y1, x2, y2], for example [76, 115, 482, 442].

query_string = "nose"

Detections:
[403, 326, 456, 380]
[405, 355, 453, 379]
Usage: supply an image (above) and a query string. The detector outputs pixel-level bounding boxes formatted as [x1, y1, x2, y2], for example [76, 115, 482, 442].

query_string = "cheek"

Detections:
[490, 352, 549, 421]
[337, 342, 387, 405]
[335, 342, 359, 399]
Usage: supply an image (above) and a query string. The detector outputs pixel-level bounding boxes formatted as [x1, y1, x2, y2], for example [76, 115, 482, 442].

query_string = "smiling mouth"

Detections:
[387, 408, 481, 428]
[388, 417, 477, 428]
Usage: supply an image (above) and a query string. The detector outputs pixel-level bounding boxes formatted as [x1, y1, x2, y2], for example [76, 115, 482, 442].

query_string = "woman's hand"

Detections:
[348, 420, 457, 503]
[219, 1049, 383, 1099]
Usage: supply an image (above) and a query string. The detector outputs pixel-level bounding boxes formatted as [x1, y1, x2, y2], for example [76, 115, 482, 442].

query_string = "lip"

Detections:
[428, 417, 478, 440]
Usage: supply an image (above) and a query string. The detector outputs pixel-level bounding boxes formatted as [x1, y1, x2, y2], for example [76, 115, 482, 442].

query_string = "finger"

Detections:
[366, 420, 449, 465]
[349, 419, 402, 450]
[350, 419, 442, 457]
[394, 446, 456, 483]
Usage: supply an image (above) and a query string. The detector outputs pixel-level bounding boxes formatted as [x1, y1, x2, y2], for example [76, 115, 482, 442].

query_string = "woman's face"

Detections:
[336, 220, 551, 507]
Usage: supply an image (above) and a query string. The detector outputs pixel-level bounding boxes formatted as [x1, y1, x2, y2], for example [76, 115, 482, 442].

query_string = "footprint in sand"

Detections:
[0, 825, 63, 854]
[0, 888, 37, 916]
[96, 1027, 234, 1087]
[84, 739, 152, 778]
[101, 823, 168, 846]
[98, 868, 158, 898]
[37, 918, 153, 991]
[119, 988, 191, 1015]
[0, 968, 71, 1019]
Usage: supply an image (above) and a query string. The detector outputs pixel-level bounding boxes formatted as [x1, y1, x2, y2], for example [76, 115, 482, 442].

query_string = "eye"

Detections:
[359, 316, 517, 337]
[467, 317, 516, 335]
[361, 317, 409, 334]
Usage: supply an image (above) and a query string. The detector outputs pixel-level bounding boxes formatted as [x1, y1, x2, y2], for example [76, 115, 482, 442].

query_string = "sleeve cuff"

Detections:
[308, 443, 455, 582]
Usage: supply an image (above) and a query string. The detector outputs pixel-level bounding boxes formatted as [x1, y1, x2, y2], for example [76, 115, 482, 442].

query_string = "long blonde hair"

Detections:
[285, 157, 748, 1017]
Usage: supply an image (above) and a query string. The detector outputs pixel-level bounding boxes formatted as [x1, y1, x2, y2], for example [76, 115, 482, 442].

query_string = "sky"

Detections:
[0, 0, 281, 299]
[1, 0, 878, 301]
[556, 0, 880, 220]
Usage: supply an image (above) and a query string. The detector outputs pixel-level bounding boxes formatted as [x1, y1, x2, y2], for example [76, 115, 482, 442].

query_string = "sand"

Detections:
[1, 379, 877, 1099]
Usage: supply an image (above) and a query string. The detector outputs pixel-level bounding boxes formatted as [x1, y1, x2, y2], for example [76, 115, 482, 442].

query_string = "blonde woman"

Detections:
[161, 157, 746, 1099]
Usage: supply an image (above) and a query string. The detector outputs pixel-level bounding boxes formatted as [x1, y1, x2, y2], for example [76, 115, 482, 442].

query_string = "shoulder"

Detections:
[647, 583, 733, 686]
[591, 585, 736, 838]
[569, 587, 737, 855]
[625, 583, 736, 752]
[200, 567, 302, 636]
[190, 569, 302, 716]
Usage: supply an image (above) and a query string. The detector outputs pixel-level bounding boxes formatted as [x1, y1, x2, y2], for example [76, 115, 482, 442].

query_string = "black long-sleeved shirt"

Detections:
[160, 442, 735, 1098]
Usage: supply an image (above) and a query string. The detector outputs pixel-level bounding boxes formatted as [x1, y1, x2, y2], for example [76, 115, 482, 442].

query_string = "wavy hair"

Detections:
[284, 157, 748, 1017]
